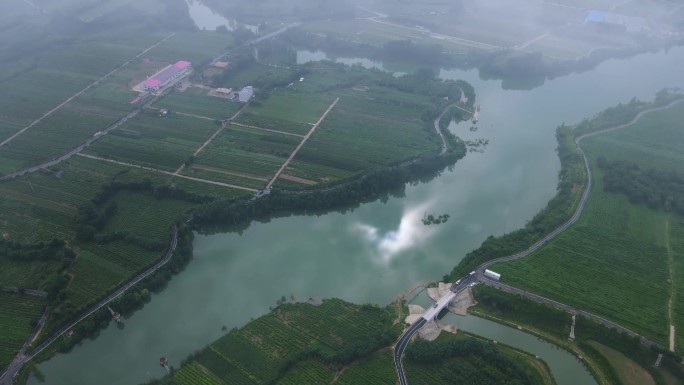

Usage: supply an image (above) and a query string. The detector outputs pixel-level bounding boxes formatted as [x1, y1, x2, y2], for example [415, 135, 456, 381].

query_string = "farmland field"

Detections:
[588, 341, 655, 385]
[0, 292, 44, 372]
[102, 191, 196, 241]
[0, 106, 122, 173]
[161, 299, 399, 384]
[154, 88, 242, 120]
[194, 125, 298, 180]
[142, 31, 234, 66]
[493, 102, 684, 348]
[292, 95, 439, 179]
[85, 113, 220, 172]
[156, 299, 550, 385]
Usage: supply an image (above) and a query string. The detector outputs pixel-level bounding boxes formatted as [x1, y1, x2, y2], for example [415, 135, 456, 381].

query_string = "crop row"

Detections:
[144, 31, 234, 66]
[195, 348, 257, 385]
[182, 167, 266, 190]
[0, 107, 120, 171]
[235, 112, 311, 136]
[66, 255, 127, 306]
[197, 148, 285, 179]
[173, 361, 224, 385]
[0, 292, 44, 372]
[335, 89, 432, 122]
[275, 359, 334, 385]
[242, 89, 335, 126]
[102, 191, 191, 242]
[0, 193, 74, 243]
[335, 351, 396, 384]
[495, 173, 673, 344]
[155, 89, 241, 120]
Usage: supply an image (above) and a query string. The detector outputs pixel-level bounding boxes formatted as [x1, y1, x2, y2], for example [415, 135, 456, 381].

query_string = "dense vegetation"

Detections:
[598, 157, 684, 215]
[449, 124, 584, 278]
[491, 98, 684, 348]
[147, 299, 549, 385]
[406, 337, 543, 385]
[0, 3, 480, 377]
[471, 285, 684, 385]
[146, 299, 400, 385]
[0, 292, 45, 373]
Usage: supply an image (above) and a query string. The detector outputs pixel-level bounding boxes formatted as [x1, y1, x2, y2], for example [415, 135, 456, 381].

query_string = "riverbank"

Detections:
[9, 99, 468, 384]
[22, 42, 684, 385]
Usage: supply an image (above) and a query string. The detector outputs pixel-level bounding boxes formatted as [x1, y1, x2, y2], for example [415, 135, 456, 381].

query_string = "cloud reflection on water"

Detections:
[353, 202, 437, 263]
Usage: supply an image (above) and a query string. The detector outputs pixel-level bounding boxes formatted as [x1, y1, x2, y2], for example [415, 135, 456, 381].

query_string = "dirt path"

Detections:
[230, 122, 305, 138]
[174, 102, 250, 175]
[78, 153, 257, 192]
[265, 97, 339, 189]
[665, 216, 676, 352]
[189, 164, 268, 182]
[0, 33, 176, 148]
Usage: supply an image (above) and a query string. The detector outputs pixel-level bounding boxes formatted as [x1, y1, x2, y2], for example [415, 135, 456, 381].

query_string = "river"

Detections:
[185, 0, 258, 32]
[28, 46, 684, 384]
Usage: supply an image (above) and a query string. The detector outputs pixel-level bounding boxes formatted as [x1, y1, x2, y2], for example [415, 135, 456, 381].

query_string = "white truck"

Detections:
[484, 269, 501, 281]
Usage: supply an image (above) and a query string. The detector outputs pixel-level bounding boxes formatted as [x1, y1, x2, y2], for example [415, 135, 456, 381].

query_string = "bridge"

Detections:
[393, 273, 478, 385]
[393, 98, 684, 385]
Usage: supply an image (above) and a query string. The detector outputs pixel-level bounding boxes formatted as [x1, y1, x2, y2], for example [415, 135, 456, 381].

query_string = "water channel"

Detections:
[28, 46, 684, 384]
[185, 0, 258, 32]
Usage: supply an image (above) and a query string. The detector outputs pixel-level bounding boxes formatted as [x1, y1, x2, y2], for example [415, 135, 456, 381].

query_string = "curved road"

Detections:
[0, 225, 179, 385]
[393, 97, 683, 385]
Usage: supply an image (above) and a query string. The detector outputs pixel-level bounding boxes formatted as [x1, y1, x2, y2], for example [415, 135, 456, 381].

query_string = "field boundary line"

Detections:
[266, 97, 339, 189]
[230, 122, 305, 138]
[0, 32, 176, 148]
[665, 217, 676, 352]
[174, 102, 250, 175]
[78, 153, 257, 192]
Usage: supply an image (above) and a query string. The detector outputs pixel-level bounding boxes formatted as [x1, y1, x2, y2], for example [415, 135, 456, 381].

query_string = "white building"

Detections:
[239, 86, 254, 102]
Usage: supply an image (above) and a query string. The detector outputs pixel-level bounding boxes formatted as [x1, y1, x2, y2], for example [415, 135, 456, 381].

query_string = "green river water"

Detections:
[28, 45, 684, 385]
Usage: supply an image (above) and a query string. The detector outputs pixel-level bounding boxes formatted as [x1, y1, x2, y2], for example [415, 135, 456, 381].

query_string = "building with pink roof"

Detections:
[144, 61, 192, 91]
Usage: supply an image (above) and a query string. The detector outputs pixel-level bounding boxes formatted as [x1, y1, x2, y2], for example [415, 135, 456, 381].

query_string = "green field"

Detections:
[181, 299, 399, 384]
[193, 125, 298, 180]
[0, 292, 44, 372]
[492, 102, 684, 349]
[155, 88, 242, 120]
[86, 113, 220, 172]
[155, 299, 549, 385]
[589, 342, 655, 385]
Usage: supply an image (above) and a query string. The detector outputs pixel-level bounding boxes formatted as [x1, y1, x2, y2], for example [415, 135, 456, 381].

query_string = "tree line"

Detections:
[450, 126, 583, 277]
[598, 156, 684, 215]
[406, 337, 541, 385]
[0, 239, 74, 263]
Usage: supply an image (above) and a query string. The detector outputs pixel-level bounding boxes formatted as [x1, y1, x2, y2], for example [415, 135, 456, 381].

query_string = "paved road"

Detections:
[433, 104, 454, 155]
[393, 98, 684, 385]
[0, 23, 295, 184]
[474, 98, 684, 346]
[393, 274, 478, 385]
[0, 226, 179, 385]
[0, 84, 180, 183]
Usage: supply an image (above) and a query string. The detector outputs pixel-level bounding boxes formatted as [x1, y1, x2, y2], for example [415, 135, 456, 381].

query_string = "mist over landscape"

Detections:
[1, 1, 684, 385]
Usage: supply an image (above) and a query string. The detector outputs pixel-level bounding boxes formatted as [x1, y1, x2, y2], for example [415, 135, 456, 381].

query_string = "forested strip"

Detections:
[598, 157, 684, 215]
